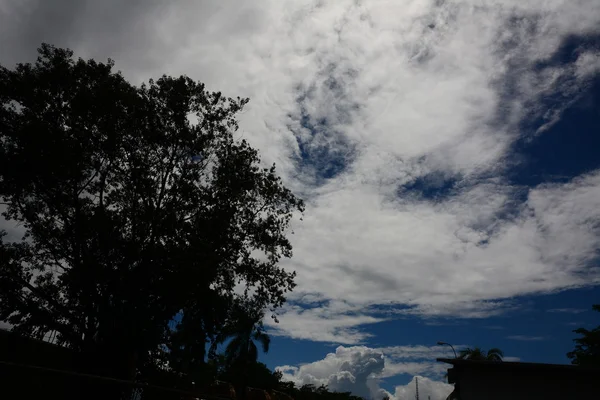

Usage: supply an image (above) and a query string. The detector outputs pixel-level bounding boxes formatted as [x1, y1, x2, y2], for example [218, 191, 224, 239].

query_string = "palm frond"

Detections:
[225, 336, 244, 363]
[487, 348, 504, 358]
[253, 330, 270, 354]
[248, 340, 258, 362]
[458, 348, 473, 359]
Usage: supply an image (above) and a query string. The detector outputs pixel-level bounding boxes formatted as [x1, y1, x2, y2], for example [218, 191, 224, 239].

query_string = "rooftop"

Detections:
[436, 358, 600, 373]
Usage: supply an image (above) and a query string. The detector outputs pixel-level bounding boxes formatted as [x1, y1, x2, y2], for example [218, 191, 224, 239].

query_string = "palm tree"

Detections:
[213, 300, 270, 367]
[458, 347, 503, 361]
[212, 301, 270, 400]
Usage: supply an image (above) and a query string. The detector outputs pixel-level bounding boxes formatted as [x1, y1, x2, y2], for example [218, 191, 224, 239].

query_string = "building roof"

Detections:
[436, 358, 600, 373]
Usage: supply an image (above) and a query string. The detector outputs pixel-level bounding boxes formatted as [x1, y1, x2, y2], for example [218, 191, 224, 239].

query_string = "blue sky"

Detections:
[259, 44, 600, 397]
[263, 286, 600, 389]
[1, 1, 600, 399]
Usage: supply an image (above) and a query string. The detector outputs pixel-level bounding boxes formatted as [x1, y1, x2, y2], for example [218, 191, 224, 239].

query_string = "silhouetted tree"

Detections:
[250, 375, 367, 400]
[209, 299, 271, 399]
[290, 384, 364, 400]
[458, 347, 503, 361]
[0, 44, 304, 387]
[567, 304, 600, 367]
[166, 291, 231, 384]
[215, 299, 270, 367]
[218, 361, 280, 392]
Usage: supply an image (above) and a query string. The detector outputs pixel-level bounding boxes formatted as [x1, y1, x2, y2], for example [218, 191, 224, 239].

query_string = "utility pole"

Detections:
[415, 377, 420, 400]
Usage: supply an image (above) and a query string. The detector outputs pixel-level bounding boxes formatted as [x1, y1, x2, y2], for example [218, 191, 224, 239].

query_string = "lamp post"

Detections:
[437, 341, 457, 358]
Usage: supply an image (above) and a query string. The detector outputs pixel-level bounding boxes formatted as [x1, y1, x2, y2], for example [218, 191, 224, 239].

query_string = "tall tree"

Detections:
[567, 304, 600, 367]
[458, 347, 503, 362]
[0, 44, 304, 382]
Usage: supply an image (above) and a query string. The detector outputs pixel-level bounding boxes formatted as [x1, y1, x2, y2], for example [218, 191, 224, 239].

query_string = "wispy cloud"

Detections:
[547, 308, 586, 314]
[265, 302, 386, 344]
[506, 335, 546, 341]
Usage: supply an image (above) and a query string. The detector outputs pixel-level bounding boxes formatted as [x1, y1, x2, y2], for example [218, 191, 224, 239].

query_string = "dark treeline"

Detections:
[567, 304, 600, 367]
[0, 327, 364, 400]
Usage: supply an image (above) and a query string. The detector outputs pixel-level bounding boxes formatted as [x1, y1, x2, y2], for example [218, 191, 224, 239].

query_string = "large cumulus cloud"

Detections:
[278, 346, 386, 399]
[277, 345, 463, 400]
[392, 376, 453, 400]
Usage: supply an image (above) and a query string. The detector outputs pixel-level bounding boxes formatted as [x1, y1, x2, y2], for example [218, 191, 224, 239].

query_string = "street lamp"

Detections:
[437, 341, 457, 358]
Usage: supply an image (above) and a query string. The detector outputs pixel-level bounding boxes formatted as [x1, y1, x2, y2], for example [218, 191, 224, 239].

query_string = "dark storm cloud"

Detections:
[1, 0, 167, 74]
[1, 0, 83, 64]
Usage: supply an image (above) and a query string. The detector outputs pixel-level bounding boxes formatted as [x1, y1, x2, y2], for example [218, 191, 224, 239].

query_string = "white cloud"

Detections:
[376, 344, 525, 381]
[2, 0, 600, 343]
[0, 320, 12, 331]
[279, 170, 600, 342]
[265, 303, 385, 344]
[276, 344, 525, 399]
[392, 376, 453, 400]
[276, 345, 387, 400]
[277, 344, 462, 399]
[575, 51, 600, 80]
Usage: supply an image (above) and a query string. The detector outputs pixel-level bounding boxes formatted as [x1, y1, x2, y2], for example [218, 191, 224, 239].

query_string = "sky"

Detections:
[1, 0, 600, 399]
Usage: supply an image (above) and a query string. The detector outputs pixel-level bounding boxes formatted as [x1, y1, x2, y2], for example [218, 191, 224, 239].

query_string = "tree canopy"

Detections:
[0, 44, 304, 381]
[567, 304, 600, 367]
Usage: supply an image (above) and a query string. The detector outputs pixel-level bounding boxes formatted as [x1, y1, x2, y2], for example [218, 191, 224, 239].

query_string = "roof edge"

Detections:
[436, 358, 600, 372]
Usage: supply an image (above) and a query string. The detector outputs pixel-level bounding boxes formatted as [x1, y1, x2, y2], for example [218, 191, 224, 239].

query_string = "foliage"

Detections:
[186, 353, 366, 400]
[0, 44, 304, 380]
[457, 347, 503, 362]
[213, 298, 270, 366]
[276, 382, 365, 400]
[224, 360, 282, 391]
[567, 304, 600, 367]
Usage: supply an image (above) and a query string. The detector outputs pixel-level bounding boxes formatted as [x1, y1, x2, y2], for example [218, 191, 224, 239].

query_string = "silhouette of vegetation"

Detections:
[457, 347, 504, 362]
[210, 298, 271, 400]
[277, 383, 364, 400]
[0, 43, 304, 397]
[213, 299, 270, 367]
[567, 304, 600, 367]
